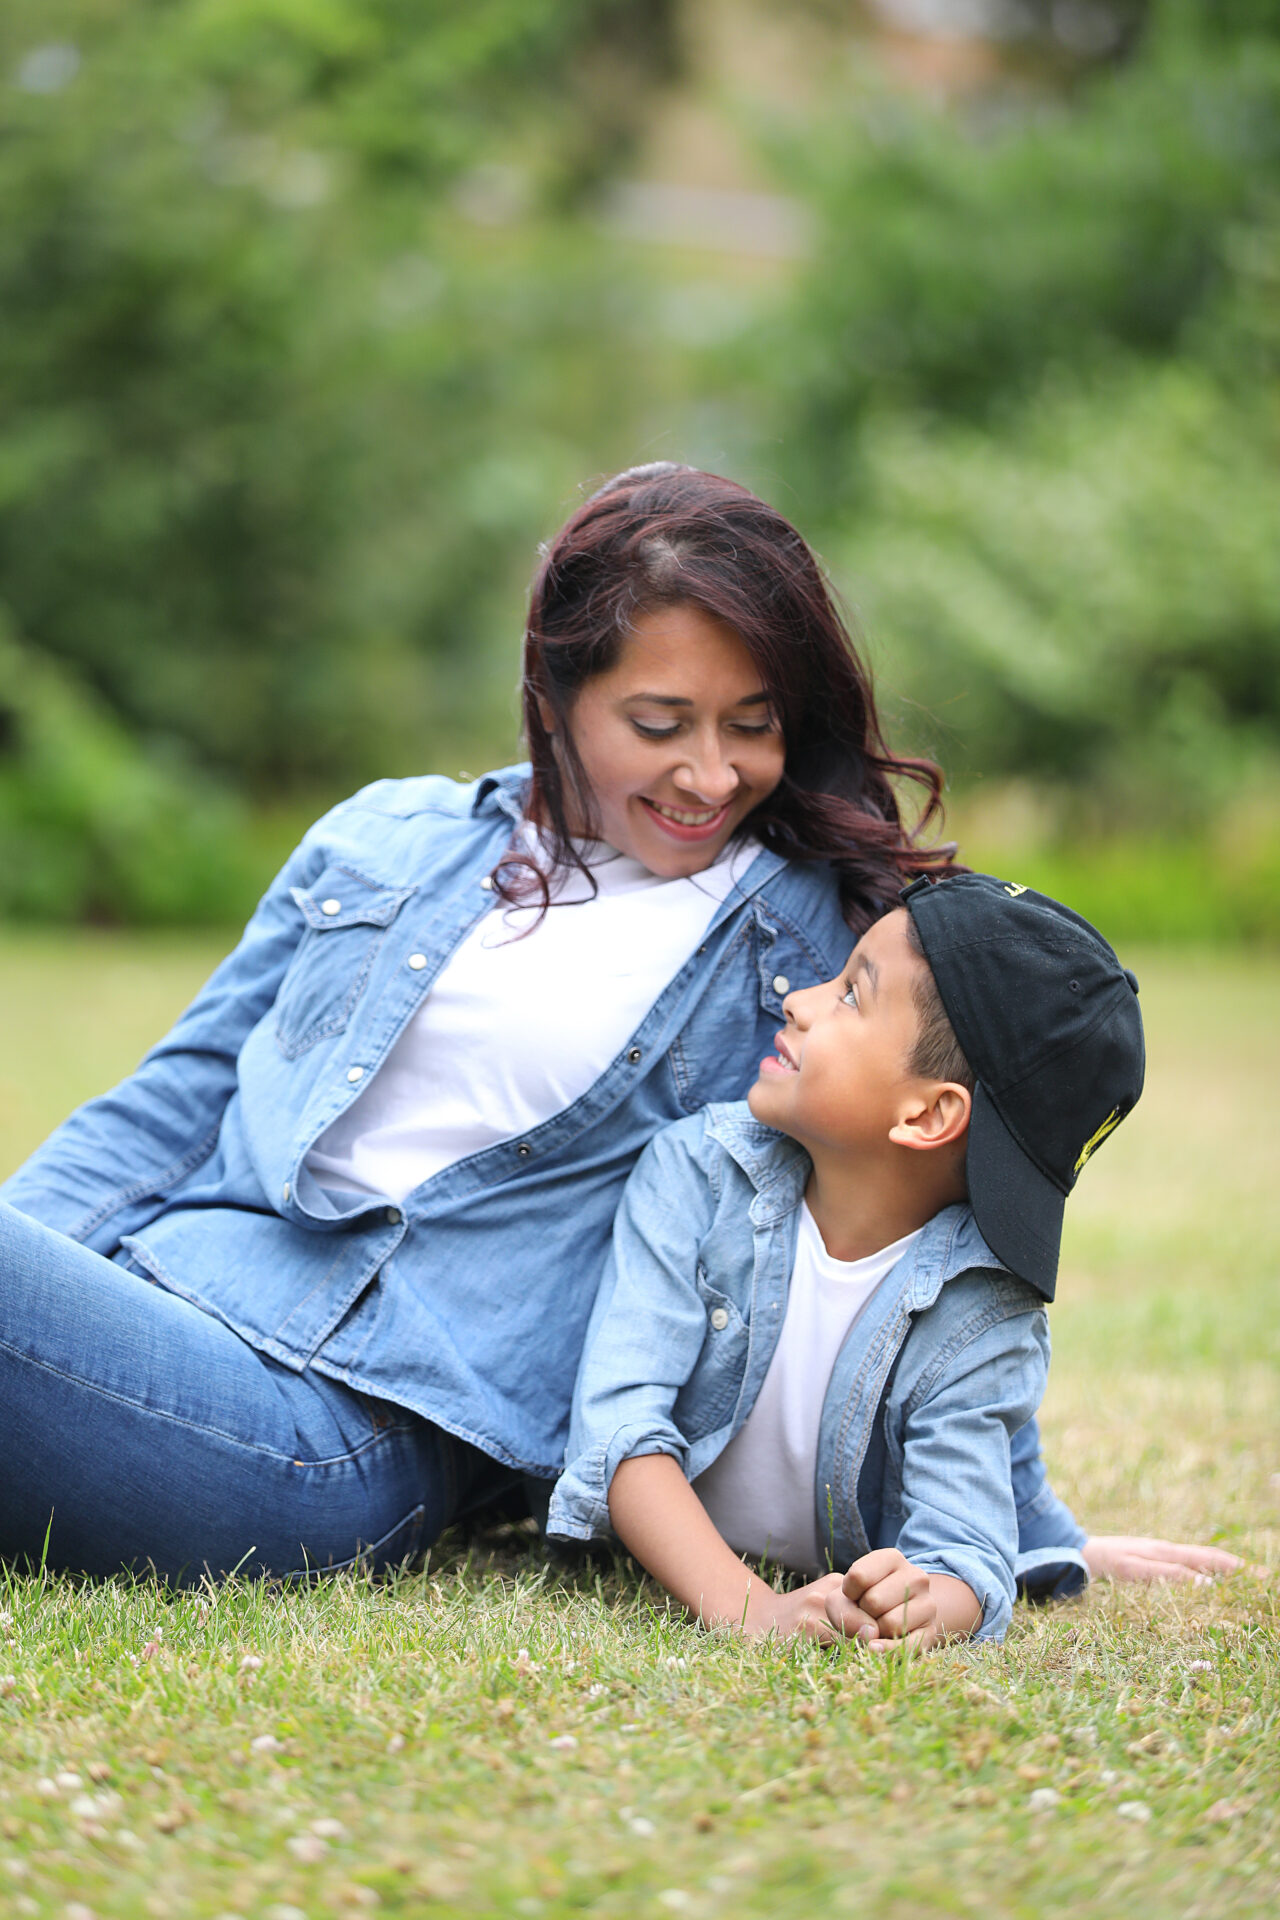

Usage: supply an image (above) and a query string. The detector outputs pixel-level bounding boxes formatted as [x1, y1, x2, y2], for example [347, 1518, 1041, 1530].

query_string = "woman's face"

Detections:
[557, 603, 786, 877]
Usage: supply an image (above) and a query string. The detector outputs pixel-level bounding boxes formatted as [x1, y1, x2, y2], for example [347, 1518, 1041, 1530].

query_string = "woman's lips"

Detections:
[639, 796, 733, 843]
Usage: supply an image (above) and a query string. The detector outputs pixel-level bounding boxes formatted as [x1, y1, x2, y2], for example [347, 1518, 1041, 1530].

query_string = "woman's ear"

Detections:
[888, 1083, 971, 1153]
[535, 693, 556, 736]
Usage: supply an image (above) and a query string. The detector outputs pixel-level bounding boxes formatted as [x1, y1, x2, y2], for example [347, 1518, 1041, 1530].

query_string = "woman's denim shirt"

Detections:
[1, 769, 855, 1477]
[548, 1106, 1087, 1638]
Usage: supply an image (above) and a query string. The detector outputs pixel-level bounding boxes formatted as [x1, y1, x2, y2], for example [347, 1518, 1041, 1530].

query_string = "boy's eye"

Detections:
[841, 978, 859, 1010]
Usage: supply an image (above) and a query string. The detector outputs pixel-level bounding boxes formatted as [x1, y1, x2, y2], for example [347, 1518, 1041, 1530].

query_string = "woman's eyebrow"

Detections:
[623, 691, 771, 707]
[856, 953, 880, 998]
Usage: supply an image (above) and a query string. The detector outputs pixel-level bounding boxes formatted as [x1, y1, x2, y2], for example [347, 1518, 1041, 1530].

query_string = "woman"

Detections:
[0, 464, 1233, 1592]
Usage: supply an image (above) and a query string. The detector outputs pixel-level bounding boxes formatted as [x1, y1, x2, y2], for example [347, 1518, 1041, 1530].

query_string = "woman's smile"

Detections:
[558, 603, 786, 877]
[639, 796, 734, 842]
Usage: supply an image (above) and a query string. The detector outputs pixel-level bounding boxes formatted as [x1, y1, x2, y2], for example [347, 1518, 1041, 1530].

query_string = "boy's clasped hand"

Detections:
[752, 1547, 980, 1653]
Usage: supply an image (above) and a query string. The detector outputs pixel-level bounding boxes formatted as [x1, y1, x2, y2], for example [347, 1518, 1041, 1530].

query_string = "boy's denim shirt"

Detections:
[548, 1105, 1087, 1640]
[1, 770, 853, 1478]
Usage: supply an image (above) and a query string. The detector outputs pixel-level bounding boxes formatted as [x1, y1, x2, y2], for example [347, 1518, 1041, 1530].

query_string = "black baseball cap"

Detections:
[900, 872, 1145, 1301]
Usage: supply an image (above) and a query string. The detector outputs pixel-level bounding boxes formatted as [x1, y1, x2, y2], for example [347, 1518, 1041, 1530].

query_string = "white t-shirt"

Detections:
[694, 1206, 923, 1576]
[306, 831, 759, 1204]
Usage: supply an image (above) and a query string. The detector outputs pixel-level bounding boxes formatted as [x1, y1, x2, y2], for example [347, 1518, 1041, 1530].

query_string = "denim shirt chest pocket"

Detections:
[673, 1263, 750, 1434]
[668, 906, 821, 1113]
[275, 865, 417, 1059]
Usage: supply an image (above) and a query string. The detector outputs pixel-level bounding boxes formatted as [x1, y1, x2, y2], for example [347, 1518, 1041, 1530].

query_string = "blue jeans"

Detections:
[0, 1202, 518, 1584]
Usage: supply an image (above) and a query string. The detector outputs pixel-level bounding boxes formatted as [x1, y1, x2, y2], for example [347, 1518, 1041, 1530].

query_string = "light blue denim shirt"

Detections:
[548, 1105, 1087, 1638]
[1, 768, 856, 1477]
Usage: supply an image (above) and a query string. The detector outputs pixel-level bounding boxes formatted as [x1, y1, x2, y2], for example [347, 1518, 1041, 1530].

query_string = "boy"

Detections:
[547, 873, 1145, 1646]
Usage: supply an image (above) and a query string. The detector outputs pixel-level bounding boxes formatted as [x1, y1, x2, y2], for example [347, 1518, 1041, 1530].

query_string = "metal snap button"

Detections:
[282, 1182, 291, 1204]
[480, 875, 494, 891]
[385, 1206, 402, 1227]
[516, 1141, 532, 1157]
[710, 1307, 730, 1332]
[408, 953, 427, 971]
[321, 898, 341, 916]
[772, 974, 790, 996]
[347, 1065, 365, 1084]
[627, 1047, 642, 1064]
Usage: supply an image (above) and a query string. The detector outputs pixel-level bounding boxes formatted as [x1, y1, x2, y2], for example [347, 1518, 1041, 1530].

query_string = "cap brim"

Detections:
[965, 1084, 1064, 1302]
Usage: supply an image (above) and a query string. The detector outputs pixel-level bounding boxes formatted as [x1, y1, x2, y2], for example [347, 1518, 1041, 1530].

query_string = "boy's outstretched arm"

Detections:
[609, 1455, 876, 1644]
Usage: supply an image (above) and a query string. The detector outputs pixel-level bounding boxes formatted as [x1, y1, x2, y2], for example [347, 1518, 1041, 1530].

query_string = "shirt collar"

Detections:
[703, 1103, 1006, 1295]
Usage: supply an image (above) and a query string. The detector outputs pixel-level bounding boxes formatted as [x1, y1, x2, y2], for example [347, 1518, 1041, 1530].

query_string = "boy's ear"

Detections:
[888, 1082, 971, 1153]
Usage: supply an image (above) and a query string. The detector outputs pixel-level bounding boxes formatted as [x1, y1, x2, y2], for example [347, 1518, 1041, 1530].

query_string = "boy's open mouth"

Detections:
[759, 1032, 799, 1075]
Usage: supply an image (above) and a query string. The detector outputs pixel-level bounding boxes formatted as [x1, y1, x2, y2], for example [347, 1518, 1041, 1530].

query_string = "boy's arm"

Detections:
[610, 1454, 875, 1642]
[547, 1121, 729, 1544]
[858, 1281, 1052, 1645]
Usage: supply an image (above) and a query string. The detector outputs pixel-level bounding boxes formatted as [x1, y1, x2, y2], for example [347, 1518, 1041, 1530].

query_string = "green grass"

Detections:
[0, 933, 1276, 1918]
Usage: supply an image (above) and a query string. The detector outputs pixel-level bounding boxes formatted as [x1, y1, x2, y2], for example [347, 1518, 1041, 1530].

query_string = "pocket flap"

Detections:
[291, 866, 416, 932]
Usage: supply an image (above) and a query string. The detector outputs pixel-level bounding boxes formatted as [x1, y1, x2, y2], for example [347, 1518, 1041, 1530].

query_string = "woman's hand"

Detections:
[1082, 1535, 1248, 1584]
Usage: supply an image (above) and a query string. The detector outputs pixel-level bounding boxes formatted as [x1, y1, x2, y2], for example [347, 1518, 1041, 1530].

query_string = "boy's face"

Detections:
[747, 908, 927, 1154]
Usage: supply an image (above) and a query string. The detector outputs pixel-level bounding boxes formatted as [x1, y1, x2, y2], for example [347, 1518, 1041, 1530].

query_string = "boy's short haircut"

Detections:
[903, 913, 975, 1092]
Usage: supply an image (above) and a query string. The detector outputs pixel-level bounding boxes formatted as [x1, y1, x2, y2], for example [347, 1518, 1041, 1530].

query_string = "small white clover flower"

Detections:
[250, 1733, 283, 1754]
[239, 1655, 263, 1672]
[1028, 1788, 1061, 1813]
[1117, 1801, 1152, 1823]
[548, 1734, 578, 1752]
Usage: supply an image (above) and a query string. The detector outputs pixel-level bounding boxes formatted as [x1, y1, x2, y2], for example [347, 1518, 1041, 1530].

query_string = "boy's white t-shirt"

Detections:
[306, 831, 758, 1204]
[693, 1206, 923, 1576]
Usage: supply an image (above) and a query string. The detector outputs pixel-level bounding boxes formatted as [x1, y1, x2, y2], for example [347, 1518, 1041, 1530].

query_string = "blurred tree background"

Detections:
[1, 0, 1277, 932]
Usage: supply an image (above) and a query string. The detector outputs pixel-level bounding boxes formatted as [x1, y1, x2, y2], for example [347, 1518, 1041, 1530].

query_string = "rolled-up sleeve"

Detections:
[547, 1120, 717, 1542]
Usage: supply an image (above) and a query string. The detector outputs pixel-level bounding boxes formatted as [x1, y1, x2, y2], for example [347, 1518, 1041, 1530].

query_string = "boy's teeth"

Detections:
[650, 801, 721, 824]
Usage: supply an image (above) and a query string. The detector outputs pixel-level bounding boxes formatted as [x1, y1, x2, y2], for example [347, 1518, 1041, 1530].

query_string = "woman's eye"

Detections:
[630, 720, 680, 740]
[734, 722, 777, 737]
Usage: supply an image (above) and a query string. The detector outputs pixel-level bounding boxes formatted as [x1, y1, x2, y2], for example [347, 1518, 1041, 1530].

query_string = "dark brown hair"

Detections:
[499, 462, 957, 933]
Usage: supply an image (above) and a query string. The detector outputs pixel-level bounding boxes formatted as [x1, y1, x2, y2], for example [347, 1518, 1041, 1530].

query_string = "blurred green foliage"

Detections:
[0, 0, 673, 804]
[750, 5, 1280, 821]
[1, 0, 1277, 932]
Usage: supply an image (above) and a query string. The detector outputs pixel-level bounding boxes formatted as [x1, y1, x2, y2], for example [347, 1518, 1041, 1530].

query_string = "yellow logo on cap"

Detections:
[1073, 1107, 1121, 1176]
[1004, 882, 1028, 897]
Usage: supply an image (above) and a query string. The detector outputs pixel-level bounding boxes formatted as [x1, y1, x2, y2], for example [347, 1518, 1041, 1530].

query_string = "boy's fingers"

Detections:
[822, 1587, 877, 1641]
[856, 1570, 926, 1617]
[842, 1548, 906, 1604]
[860, 1587, 935, 1638]
[866, 1625, 937, 1655]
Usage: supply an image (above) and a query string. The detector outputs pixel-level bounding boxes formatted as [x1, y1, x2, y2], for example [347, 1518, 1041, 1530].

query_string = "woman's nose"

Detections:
[674, 737, 740, 804]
